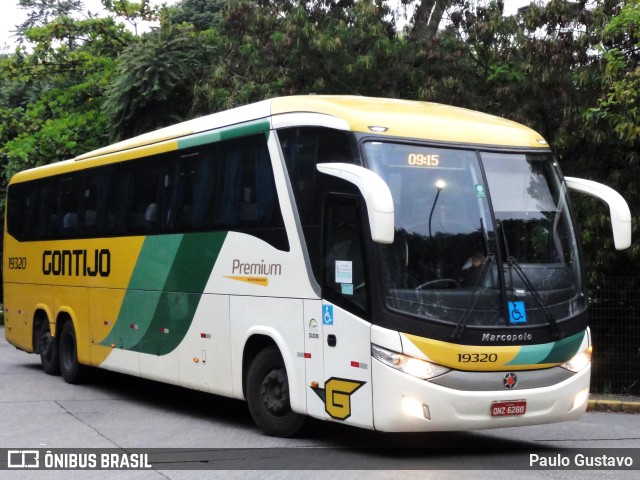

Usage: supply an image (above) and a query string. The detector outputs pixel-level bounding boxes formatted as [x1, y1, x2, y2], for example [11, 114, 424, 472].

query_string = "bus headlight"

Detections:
[372, 344, 449, 380]
[560, 345, 592, 373]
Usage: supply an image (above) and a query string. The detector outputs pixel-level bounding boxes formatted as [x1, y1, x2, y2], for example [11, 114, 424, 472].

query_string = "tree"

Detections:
[588, 0, 640, 144]
[103, 23, 210, 139]
[581, 0, 640, 276]
[101, 0, 159, 35]
[16, 0, 84, 39]
[104, 0, 403, 131]
[0, 1, 133, 180]
[409, 0, 459, 42]
[166, 0, 227, 31]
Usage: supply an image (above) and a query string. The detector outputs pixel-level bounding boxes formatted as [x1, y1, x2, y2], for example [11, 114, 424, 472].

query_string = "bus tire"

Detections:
[246, 346, 305, 437]
[59, 320, 88, 384]
[39, 324, 60, 376]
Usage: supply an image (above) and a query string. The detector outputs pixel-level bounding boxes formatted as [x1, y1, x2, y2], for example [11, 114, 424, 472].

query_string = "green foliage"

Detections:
[101, 0, 160, 35]
[166, 0, 227, 31]
[1, 90, 109, 177]
[588, 0, 640, 143]
[190, 0, 401, 110]
[0, 0, 133, 184]
[103, 23, 209, 139]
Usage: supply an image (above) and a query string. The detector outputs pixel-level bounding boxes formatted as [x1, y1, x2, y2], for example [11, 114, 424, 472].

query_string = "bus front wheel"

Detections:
[246, 346, 305, 437]
[59, 320, 88, 384]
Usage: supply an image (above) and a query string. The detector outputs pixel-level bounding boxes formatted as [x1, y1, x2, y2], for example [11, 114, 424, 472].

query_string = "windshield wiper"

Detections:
[450, 218, 498, 340]
[506, 258, 563, 339]
[450, 253, 495, 340]
[499, 222, 564, 339]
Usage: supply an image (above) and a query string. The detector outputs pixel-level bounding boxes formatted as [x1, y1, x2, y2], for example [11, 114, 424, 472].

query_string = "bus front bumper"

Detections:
[371, 359, 590, 432]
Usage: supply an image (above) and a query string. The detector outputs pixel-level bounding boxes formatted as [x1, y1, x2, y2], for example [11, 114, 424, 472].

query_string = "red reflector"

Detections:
[304, 353, 312, 359]
[351, 361, 360, 368]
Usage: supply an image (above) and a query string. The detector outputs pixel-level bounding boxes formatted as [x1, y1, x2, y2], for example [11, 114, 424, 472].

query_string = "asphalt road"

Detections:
[1, 326, 639, 480]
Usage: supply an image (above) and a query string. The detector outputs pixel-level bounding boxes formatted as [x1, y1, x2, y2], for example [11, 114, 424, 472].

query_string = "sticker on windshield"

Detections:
[508, 301, 527, 324]
[341, 283, 354, 295]
[335, 260, 353, 284]
[475, 184, 486, 198]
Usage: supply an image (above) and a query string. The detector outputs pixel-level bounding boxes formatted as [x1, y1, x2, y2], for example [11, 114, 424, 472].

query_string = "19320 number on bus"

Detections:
[458, 353, 498, 363]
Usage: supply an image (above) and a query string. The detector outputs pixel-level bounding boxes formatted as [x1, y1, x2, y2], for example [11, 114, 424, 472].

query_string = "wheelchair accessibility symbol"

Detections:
[508, 301, 527, 324]
[323, 305, 334, 325]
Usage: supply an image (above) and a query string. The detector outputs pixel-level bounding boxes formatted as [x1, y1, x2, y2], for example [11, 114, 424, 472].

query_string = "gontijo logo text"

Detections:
[42, 249, 111, 277]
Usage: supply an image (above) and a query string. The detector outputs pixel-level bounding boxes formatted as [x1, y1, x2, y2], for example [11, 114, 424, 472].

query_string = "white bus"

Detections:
[4, 96, 631, 436]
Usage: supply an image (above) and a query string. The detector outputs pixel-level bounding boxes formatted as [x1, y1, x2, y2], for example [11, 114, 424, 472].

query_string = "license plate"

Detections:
[491, 400, 526, 417]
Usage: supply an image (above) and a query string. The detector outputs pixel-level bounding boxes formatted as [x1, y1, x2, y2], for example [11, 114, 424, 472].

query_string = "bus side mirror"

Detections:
[317, 163, 395, 244]
[565, 176, 632, 250]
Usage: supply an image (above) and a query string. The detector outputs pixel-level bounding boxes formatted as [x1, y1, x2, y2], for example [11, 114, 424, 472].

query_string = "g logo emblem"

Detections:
[311, 377, 365, 420]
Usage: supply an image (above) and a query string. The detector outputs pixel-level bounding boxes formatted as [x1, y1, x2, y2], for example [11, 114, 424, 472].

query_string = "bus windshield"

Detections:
[364, 142, 586, 329]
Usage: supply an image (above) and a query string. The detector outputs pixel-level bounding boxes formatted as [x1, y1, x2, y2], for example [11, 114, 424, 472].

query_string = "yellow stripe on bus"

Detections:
[402, 333, 559, 372]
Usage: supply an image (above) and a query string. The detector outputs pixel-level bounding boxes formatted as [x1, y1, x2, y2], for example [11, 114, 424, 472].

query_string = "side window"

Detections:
[83, 172, 113, 235]
[7, 180, 56, 241]
[166, 150, 215, 231]
[38, 184, 56, 239]
[213, 135, 289, 251]
[6, 132, 287, 249]
[323, 195, 368, 315]
[159, 133, 288, 251]
[56, 176, 83, 237]
[278, 127, 358, 281]
[6, 183, 28, 240]
[127, 157, 168, 233]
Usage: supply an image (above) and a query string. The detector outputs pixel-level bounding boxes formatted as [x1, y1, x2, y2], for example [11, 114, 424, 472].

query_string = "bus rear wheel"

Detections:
[39, 324, 60, 376]
[59, 320, 88, 384]
[246, 346, 305, 437]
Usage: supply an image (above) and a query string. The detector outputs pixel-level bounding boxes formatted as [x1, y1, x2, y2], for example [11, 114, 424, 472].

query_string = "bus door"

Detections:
[312, 195, 374, 429]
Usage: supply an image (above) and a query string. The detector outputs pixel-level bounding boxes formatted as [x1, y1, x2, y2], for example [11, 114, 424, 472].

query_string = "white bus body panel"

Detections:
[229, 296, 306, 412]
[99, 347, 141, 377]
[178, 294, 232, 395]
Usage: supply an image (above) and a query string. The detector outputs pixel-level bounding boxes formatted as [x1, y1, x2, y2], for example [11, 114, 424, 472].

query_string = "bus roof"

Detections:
[271, 96, 548, 149]
[11, 96, 548, 183]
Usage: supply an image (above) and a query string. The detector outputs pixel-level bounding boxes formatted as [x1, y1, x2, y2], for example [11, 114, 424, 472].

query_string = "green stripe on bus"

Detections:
[177, 119, 270, 150]
[99, 235, 183, 349]
[130, 235, 183, 290]
[131, 231, 227, 355]
[505, 331, 584, 367]
[504, 341, 554, 366]
[99, 232, 227, 354]
[539, 331, 584, 364]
